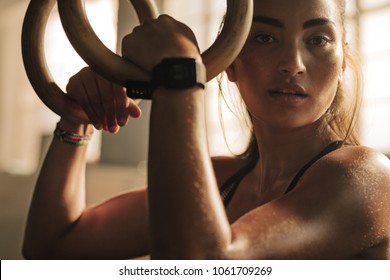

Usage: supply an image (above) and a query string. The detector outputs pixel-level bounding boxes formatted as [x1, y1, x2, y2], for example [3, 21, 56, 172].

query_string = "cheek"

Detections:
[309, 61, 343, 121]
[311, 55, 342, 99]
[232, 52, 271, 92]
[308, 44, 344, 92]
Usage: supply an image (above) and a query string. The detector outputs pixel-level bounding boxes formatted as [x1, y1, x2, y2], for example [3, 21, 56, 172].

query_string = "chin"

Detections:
[265, 116, 322, 131]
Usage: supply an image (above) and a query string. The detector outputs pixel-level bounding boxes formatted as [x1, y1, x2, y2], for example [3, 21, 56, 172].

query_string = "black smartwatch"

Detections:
[126, 58, 206, 100]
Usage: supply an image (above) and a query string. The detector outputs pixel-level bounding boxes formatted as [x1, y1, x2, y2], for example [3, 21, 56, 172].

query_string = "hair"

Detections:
[217, 0, 362, 163]
[326, 0, 362, 146]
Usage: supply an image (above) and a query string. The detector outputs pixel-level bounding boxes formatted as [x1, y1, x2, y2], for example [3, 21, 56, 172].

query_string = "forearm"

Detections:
[23, 119, 93, 257]
[148, 89, 231, 259]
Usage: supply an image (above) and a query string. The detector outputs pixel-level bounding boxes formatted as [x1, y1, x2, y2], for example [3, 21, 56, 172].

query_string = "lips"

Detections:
[268, 83, 308, 104]
[269, 83, 308, 98]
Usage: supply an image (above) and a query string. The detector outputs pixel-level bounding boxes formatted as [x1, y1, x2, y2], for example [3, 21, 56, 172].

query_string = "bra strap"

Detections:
[284, 141, 345, 194]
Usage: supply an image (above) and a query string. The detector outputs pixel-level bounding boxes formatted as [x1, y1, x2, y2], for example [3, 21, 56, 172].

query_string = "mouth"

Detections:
[268, 84, 308, 105]
[269, 83, 308, 98]
[269, 89, 307, 98]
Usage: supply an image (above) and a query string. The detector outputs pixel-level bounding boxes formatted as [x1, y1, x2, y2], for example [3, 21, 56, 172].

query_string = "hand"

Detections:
[122, 15, 202, 72]
[66, 67, 142, 133]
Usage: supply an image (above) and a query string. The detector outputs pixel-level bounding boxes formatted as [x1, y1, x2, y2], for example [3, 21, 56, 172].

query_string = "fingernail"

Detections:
[118, 118, 127, 126]
[109, 125, 119, 134]
[94, 123, 102, 130]
[131, 107, 142, 118]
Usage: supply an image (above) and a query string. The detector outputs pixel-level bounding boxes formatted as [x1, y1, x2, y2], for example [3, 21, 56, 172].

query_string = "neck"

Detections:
[250, 118, 339, 193]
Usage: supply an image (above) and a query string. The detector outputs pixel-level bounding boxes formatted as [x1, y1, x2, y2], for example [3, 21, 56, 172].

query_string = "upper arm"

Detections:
[55, 187, 149, 259]
[48, 157, 239, 259]
[226, 147, 390, 259]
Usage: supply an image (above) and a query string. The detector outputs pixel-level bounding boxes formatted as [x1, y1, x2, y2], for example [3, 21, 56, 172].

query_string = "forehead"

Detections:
[253, 0, 341, 26]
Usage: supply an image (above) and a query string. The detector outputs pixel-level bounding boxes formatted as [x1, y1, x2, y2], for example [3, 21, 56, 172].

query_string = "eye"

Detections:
[255, 33, 277, 44]
[307, 35, 333, 47]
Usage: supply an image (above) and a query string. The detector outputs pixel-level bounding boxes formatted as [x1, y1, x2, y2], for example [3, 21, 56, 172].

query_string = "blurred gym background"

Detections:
[1, 0, 389, 259]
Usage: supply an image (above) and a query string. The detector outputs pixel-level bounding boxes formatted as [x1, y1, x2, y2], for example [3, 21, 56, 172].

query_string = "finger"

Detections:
[113, 85, 130, 127]
[96, 76, 118, 133]
[66, 73, 102, 129]
[121, 31, 152, 72]
[128, 98, 142, 119]
[80, 71, 106, 130]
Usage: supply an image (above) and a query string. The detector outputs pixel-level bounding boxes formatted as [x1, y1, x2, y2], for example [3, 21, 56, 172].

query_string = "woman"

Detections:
[23, 0, 390, 259]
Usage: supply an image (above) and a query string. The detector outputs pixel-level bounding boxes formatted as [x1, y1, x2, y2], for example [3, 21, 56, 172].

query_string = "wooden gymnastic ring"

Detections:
[202, 0, 253, 81]
[57, 0, 158, 86]
[58, 0, 253, 83]
[21, 0, 158, 124]
[22, 0, 253, 123]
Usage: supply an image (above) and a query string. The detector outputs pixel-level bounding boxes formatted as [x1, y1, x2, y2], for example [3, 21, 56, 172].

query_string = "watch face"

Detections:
[153, 58, 206, 90]
[164, 59, 197, 89]
[169, 62, 196, 81]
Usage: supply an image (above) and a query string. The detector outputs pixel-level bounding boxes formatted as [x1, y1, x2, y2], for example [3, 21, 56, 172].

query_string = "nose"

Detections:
[278, 44, 306, 77]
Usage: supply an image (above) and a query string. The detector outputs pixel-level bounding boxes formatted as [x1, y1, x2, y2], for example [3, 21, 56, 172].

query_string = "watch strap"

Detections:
[126, 80, 154, 100]
[126, 58, 206, 100]
[126, 81, 155, 99]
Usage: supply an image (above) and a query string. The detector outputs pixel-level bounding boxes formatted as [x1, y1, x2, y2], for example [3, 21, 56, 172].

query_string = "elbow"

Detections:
[22, 245, 44, 260]
[22, 246, 58, 260]
[22, 237, 56, 260]
[22, 246, 41, 260]
[22, 244, 47, 260]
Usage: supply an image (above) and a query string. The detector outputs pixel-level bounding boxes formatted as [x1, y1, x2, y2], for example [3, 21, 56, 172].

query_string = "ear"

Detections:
[338, 63, 345, 83]
[339, 43, 348, 82]
[225, 62, 237, 82]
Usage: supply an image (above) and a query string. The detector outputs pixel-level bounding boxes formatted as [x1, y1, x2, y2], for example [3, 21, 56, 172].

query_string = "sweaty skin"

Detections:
[23, 0, 390, 260]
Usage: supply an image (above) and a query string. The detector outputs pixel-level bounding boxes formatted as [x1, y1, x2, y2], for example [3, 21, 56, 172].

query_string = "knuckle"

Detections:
[66, 75, 81, 91]
[101, 92, 115, 103]
[79, 67, 92, 76]
[158, 14, 171, 20]
[91, 99, 103, 110]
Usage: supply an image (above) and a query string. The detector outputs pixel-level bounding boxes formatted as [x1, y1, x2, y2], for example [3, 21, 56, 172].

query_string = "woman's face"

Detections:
[227, 0, 345, 130]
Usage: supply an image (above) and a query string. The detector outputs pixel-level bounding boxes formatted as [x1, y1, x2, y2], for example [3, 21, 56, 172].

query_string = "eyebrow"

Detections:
[303, 18, 335, 29]
[253, 16, 335, 29]
[253, 16, 284, 28]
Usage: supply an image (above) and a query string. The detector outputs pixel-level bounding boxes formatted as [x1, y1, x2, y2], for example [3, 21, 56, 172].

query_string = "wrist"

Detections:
[152, 86, 204, 104]
[57, 118, 94, 135]
[153, 57, 206, 90]
[126, 57, 206, 100]
[54, 120, 93, 146]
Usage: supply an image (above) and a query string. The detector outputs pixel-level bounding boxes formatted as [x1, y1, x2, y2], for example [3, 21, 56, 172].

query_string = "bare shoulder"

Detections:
[222, 146, 390, 259]
[211, 156, 249, 187]
[297, 145, 390, 254]
[300, 145, 390, 209]
[310, 145, 390, 189]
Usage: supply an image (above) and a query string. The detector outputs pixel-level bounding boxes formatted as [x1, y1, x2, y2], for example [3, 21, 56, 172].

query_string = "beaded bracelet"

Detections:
[53, 123, 93, 146]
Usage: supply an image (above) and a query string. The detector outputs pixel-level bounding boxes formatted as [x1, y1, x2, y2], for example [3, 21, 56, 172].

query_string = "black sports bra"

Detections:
[220, 141, 344, 207]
